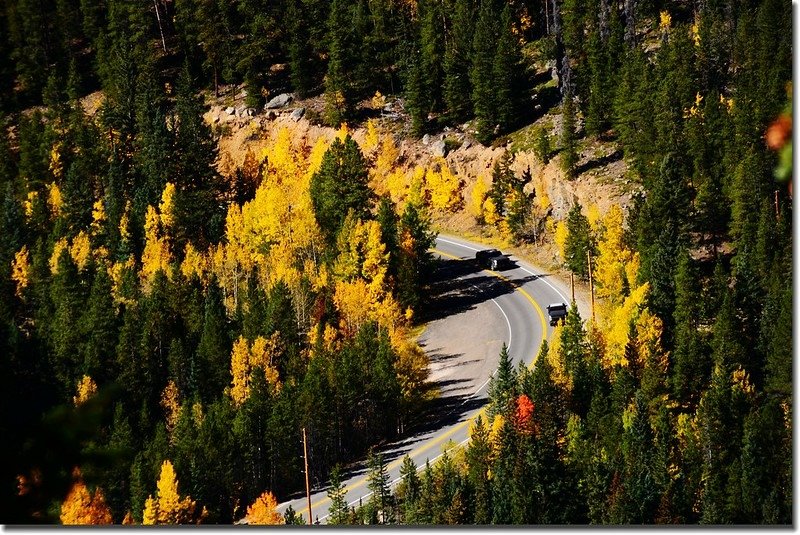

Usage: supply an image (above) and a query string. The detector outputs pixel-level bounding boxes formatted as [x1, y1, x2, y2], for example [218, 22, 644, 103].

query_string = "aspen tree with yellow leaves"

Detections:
[244, 491, 283, 525]
[11, 246, 30, 298]
[73, 375, 97, 406]
[142, 460, 204, 525]
[60, 469, 112, 525]
[141, 205, 173, 287]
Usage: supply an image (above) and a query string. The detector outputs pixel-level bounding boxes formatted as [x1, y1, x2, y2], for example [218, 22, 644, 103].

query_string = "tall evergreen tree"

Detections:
[309, 135, 372, 246]
[442, 0, 474, 124]
[470, 0, 498, 144]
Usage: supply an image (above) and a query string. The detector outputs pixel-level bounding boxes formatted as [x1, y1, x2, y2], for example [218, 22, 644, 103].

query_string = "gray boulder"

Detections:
[290, 107, 305, 121]
[245, 108, 256, 117]
[422, 133, 431, 145]
[264, 93, 294, 109]
[225, 106, 235, 115]
[432, 140, 448, 158]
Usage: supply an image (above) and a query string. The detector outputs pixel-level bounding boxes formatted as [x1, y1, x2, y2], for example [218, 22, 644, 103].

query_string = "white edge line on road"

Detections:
[318, 436, 473, 522]
[436, 236, 571, 305]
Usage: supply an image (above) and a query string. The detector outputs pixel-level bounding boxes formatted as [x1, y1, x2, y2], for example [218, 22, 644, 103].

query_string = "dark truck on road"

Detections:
[475, 249, 513, 271]
[546, 303, 568, 326]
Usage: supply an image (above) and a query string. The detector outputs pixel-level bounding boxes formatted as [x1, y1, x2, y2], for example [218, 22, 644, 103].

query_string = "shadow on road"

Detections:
[420, 258, 537, 324]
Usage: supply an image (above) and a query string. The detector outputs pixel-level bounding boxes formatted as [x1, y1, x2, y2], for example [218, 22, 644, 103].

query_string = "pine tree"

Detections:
[324, 0, 360, 126]
[195, 278, 230, 402]
[397, 456, 420, 524]
[671, 252, 710, 405]
[492, 4, 524, 135]
[171, 66, 226, 249]
[488, 343, 516, 419]
[442, 0, 474, 124]
[466, 415, 492, 524]
[309, 135, 372, 246]
[470, 0, 498, 144]
[366, 449, 391, 523]
[327, 464, 348, 525]
[563, 202, 594, 279]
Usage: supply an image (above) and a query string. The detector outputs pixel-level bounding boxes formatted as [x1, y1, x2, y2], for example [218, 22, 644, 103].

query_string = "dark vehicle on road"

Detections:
[475, 249, 513, 271]
[546, 303, 568, 326]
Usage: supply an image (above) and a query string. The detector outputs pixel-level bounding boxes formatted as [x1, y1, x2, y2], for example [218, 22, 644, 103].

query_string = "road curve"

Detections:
[276, 234, 573, 523]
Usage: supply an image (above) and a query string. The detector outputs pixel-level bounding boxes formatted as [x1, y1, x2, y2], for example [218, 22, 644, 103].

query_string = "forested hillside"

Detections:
[0, 0, 792, 525]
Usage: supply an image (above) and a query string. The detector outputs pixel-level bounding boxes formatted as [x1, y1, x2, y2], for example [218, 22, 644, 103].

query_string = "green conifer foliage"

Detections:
[470, 0, 498, 144]
[309, 134, 372, 246]
[442, 0, 475, 124]
[563, 202, 594, 279]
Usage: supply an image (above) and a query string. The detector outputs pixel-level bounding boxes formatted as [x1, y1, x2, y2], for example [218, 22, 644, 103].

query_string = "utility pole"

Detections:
[587, 251, 595, 322]
[302, 428, 312, 525]
[570, 272, 575, 303]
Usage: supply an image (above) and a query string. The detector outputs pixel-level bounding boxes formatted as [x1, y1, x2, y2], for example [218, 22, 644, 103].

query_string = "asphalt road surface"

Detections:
[276, 234, 574, 523]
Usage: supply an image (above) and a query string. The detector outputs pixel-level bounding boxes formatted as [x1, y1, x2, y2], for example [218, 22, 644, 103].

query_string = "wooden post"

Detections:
[303, 428, 312, 525]
[570, 272, 575, 303]
[587, 251, 595, 322]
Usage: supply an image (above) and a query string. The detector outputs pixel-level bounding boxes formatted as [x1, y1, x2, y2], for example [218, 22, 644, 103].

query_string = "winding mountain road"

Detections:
[276, 234, 577, 523]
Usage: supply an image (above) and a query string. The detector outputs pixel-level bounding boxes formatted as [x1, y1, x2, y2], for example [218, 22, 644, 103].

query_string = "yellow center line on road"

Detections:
[303, 248, 548, 519]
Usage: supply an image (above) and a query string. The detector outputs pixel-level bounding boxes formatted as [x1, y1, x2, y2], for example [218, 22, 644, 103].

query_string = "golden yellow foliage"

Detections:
[407, 166, 427, 207]
[229, 336, 251, 407]
[554, 220, 569, 261]
[47, 182, 63, 217]
[160, 380, 181, 437]
[141, 205, 172, 287]
[60, 471, 112, 525]
[180, 243, 206, 281]
[362, 119, 380, 154]
[307, 137, 330, 178]
[586, 203, 602, 235]
[23, 190, 37, 218]
[142, 460, 201, 525]
[659, 10, 672, 30]
[108, 256, 135, 304]
[601, 282, 650, 369]
[425, 160, 462, 212]
[70, 231, 91, 272]
[336, 123, 350, 141]
[50, 143, 64, 180]
[334, 279, 373, 338]
[470, 176, 489, 222]
[73, 375, 98, 406]
[546, 325, 569, 388]
[483, 197, 500, 226]
[489, 414, 505, 458]
[50, 237, 69, 274]
[11, 246, 30, 298]
[386, 168, 409, 203]
[250, 333, 282, 391]
[731, 366, 755, 397]
[91, 200, 106, 235]
[635, 307, 666, 372]
[230, 335, 283, 407]
[691, 20, 700, 46]
[371, 133, 400, 197]
[159, 182, 176, 230]
[119, 201, 131, 243]
[594, 205, 637, 304]
[245, 491, 283, 525]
